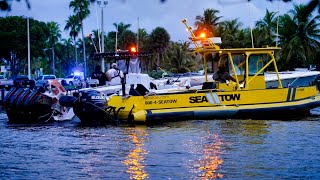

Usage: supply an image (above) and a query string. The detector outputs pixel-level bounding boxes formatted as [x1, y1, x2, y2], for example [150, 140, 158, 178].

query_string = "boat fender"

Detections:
[132, 110, 147, 122]
[59, 96, 77, 107]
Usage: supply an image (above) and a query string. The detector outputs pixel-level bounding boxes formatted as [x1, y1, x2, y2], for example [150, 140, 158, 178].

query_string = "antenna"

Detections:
[247, 2, 254, 48]
[115, 23, 118, 52]
[95, 3, 102, 52]
[276, 0, 280, 47]
[137, 17, 139, 52]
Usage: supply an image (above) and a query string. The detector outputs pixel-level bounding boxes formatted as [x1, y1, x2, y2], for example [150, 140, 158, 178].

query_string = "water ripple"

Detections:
[0, 116, 320, 179]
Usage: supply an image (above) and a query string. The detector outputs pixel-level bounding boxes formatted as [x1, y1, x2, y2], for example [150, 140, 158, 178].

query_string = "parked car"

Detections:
[63, 74, 82, 87]
[0, 75, 14, 90]
[13, 75, 35, 88]
[35, 75, 57, 87]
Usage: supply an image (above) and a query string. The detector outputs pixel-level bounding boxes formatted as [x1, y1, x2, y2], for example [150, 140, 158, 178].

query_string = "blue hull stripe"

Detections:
[287, 87, 292, 102]
[291, 87, 296, 101]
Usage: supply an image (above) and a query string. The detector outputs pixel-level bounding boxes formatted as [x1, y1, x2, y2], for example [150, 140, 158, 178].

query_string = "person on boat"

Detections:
[107, 63, 123, 79]
[213, 64, 236, 83]
[91, 65, 109, 86]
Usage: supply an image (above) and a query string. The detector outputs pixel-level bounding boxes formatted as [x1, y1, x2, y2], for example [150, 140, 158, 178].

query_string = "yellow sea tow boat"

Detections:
[107, 19, 320, 124]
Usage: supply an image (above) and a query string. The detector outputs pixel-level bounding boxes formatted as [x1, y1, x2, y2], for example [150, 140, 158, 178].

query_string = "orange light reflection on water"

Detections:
[197, 133, 224, 179]
[122, 128, 149, 180]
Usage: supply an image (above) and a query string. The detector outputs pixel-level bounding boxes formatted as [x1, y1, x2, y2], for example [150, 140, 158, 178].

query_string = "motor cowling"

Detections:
[78, 90, 107, 109]
[72, 90, 110, 124]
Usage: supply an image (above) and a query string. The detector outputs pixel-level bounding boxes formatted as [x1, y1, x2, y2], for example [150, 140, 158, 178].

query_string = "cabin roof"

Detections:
[194, 47, 281, 54]
[92, 52, 152, 59]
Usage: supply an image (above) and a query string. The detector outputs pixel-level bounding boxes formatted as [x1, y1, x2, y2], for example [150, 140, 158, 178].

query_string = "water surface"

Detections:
[0, 114, 320, 179]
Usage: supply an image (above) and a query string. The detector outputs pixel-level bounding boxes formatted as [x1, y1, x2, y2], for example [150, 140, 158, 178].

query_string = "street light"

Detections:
[97, 0, 108, 72]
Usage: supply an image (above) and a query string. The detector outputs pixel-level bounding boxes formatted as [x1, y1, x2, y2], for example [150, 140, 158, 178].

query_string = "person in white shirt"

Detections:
[106, 63, 123, 85]
[107, 63, 119, 78]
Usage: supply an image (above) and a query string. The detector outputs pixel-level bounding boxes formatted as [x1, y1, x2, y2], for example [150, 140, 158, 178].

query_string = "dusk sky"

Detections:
[0, 0, 308, 42]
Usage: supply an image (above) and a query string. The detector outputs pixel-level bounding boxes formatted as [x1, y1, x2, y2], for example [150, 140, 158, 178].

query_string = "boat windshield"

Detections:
[220, 54, 246, 76]
[248, 54, 272, 75]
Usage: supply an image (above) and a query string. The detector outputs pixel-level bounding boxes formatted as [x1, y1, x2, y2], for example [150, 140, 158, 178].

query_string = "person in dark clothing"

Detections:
[213, 64, 236, 83]
[91, 65, 109, 86]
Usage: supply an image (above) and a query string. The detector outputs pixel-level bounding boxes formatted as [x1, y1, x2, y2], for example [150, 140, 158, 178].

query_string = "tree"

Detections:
[0, 16, 49, 77]
[218, 19, 244, 48]
[60, 38, 74, 76]
[148, 27, 170, 71]
[137, 28, 149, 52]
[112, 22, 132, 50]
[194, 8, 222, 37]
[256, 9, 278, 46]
[118, 30, 136, 50]
[278, 4, 320, 70]
[113, 22, 131, 36]
[69, 0, 90, 77]
[47, 21, 61, 75]
[65, 15, 81, 65]
[165, 42, 196, 73]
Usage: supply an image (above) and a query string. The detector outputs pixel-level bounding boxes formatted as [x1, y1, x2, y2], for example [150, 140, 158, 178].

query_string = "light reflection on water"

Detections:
[123, 127, 149, 179]
[0, 114, 320, 179]
[197, 133, 224, 179]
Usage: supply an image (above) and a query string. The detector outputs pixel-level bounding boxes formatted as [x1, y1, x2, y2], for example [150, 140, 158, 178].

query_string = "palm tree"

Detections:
[113, 22, 131, 35]
[194, 8, 222, 72]
[47, 21, 61, 75]
[165, 42, 195, 73]
[119, 30, 136, 50]
[194, 8, 222, 37]
[69, 0, 90, 77]
[278, 4, 320, 70]
[112, 22, 131, 50]
[65, 15, 81, 65]
[137, 28, 149, 52]
[61, 38, 74, 75]
[148, 27, 170, 71]
[219, 19, 243, 48]
[256, 9, 278, 46]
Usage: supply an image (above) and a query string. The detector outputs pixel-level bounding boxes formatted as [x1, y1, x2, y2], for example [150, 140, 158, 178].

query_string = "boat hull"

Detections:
[108, 86, 320, 124]
[139, 97, 320, 123]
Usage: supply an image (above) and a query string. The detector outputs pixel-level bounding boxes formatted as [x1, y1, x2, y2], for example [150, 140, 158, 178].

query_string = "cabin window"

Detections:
[220, 54, 246, 76]
[229, 54, 246, 76]
[248, 54, 272, 75]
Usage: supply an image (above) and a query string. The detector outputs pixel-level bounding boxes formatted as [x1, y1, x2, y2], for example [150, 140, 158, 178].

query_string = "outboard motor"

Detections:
[15, 89, 31, 107]
[3, 87, 18, 106]
[72, 90, 112, 124]
[8, 88, 24, 105]
[5, 86, 54, 123]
